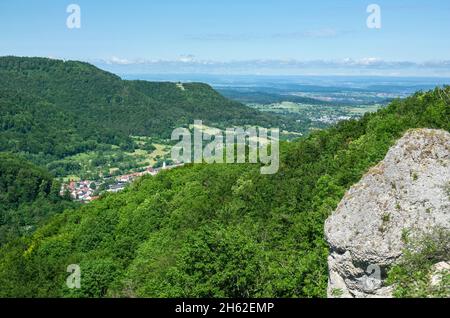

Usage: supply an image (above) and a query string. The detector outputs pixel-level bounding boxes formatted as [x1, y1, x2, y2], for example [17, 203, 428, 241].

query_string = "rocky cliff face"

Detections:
[325, 129, 450, 298]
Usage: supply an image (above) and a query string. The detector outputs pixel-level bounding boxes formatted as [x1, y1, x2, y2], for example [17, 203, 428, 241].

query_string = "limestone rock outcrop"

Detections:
[325, 129, 450, 298]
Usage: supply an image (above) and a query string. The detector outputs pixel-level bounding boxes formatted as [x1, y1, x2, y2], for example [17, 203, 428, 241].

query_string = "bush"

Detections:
[387, 228, 450, 298]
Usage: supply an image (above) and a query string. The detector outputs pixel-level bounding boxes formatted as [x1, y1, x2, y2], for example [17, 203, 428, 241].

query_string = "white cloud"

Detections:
[95, 57, 450, 76]
[177, 54, 196, 63]
[105, 56, 135, 65]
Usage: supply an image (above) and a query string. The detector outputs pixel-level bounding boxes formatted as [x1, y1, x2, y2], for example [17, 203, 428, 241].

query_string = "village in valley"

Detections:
[60, 161, 184, 203]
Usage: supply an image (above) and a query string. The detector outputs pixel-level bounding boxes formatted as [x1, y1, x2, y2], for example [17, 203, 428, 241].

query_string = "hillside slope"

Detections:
[0, 87, 448, 298]
[0, 56, 286, 164]
[0, 153, 77, 245]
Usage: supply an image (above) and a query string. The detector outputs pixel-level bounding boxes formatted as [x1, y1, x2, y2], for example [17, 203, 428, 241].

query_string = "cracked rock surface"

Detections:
[325, 129, 450, 298]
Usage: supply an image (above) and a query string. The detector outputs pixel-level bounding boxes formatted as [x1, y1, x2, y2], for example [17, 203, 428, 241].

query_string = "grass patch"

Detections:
[387, 228, 450, 298]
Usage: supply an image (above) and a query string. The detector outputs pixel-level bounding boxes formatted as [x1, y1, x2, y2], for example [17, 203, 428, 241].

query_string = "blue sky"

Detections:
[1, 0, 450, 75]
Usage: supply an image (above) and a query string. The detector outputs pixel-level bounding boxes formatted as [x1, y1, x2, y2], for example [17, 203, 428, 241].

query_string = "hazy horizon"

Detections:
[1, 0, 450, 76]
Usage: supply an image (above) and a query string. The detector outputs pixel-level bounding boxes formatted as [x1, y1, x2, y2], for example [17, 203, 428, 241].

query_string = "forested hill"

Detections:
[0, 56, 285, 162]
[0, 86, 448, 297]
[0, 153, 77, 245]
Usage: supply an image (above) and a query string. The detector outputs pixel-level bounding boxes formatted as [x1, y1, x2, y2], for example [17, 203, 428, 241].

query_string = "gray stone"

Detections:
[325, 129, 450, 298]
[430, 261, 450, 287]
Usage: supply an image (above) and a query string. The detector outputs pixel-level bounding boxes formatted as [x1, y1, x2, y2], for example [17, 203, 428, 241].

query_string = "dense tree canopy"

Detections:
[0, 153, 77, 245]
[0, 86, 448, 297]
[0, 57, 294, 169]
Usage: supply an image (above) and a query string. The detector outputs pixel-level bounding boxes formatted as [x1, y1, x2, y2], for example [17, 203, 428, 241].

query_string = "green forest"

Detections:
[0, 56, 300, 177]
[0, 153, 78, 245]
[0, 81, 448, 297]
